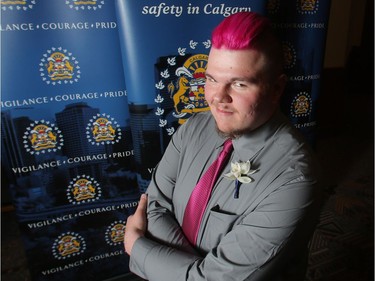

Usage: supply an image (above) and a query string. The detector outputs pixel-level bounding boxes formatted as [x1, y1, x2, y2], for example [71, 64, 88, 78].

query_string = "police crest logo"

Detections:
[86, 113, 121, 145]
[154, 40, 211, 136]
[52, 232, 86, 260]
[0, 0, 35, 11]
[266, 0, 280, 15]
[297, 0, 319, 15]
[67, 175, 102, 204]
[66, 0, 104, 10]
[40, 47, 80, 85]
[169, 54, 209, 116]
[105, 221, 126, 246]
[23, 120, 63, 155]
[282, 41, 297, 70]
[290, 92, 312, 117]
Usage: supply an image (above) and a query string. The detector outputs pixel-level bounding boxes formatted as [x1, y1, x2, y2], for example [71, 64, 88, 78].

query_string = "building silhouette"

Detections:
[128, 103, 163, 193]
[1, 112, 35, 174]
[55, 102, 106, 157]
[55, 102, 107, 180]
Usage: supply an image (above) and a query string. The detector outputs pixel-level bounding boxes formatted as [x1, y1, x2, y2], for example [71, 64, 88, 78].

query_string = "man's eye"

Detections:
[232, 82, 246, 88]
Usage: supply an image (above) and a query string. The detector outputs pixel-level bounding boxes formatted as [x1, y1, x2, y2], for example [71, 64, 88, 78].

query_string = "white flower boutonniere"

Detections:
[224, 160, 258, 198]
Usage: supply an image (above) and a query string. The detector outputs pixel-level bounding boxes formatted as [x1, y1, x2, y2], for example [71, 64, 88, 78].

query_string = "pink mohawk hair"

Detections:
[212, 12, 271, 50]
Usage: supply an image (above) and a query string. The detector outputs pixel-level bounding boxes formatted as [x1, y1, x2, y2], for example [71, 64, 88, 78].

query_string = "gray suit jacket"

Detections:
[130, 111, 322, 281]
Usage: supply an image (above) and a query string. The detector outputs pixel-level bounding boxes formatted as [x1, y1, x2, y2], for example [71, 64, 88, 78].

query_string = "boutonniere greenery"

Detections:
[224, 160, 258, 199]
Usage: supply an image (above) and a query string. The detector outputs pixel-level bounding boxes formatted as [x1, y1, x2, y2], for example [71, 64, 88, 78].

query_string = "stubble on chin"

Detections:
[215, 123, 241, 140]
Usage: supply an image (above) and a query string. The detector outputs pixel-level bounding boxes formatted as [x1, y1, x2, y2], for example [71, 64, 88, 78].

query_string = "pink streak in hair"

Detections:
[212, 12, 271, 50]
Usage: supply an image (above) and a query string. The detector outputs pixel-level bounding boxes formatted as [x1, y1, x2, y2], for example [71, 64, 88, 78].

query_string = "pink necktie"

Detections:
[182, 139, 233, 245]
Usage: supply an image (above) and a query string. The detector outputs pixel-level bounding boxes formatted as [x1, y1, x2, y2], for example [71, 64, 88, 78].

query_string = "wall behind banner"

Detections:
[1, 0, 331, 280]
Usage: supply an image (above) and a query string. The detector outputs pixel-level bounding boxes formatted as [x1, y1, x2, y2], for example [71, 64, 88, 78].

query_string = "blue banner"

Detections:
[266, 0, 331, 145]
[1, 1, 138, 280]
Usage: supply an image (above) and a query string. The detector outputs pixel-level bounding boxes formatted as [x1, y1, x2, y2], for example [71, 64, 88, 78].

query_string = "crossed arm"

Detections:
[124, 180, 319, 281]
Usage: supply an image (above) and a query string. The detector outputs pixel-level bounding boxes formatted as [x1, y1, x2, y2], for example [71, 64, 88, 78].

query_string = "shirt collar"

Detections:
[232, 110, 287, 160]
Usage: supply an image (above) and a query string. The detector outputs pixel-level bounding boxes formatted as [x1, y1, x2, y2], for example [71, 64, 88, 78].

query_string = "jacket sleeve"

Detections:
[129, 119, 200, 278]
[145, 131, 199, 255]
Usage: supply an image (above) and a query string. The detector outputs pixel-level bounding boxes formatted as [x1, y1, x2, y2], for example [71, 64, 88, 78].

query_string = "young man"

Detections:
[124, 12, 322, 281]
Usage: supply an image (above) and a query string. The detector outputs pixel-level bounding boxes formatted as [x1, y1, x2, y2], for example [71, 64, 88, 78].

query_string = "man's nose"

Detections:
[213, 85, 232, 103]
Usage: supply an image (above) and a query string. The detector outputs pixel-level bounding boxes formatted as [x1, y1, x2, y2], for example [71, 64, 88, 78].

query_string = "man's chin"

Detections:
[215, 125, 242, 139]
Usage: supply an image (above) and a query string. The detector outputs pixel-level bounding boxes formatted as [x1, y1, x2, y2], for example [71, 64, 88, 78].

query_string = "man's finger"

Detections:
[135, 194, 147, 215]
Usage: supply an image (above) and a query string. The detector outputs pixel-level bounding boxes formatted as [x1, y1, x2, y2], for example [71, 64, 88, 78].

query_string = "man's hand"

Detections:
[124, 194, 148, 255]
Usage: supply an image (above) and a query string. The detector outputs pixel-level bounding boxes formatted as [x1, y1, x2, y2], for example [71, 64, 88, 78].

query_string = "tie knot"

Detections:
[223, 139, 233, 151]
[222, 139, 233, 154]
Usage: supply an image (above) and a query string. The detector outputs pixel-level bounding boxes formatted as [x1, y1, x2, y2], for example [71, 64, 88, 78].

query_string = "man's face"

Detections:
[204, 47, 284, 137]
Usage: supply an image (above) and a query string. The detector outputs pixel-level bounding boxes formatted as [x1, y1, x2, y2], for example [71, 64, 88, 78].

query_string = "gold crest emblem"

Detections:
[291, 92, 312, 117]
[46, 52, 74, 81]
[86, 113, 121, 145]
[67, 175, 101, 204]
[0, 0, 35, 10]
[267, 0, 280, 14]
[294, 95, 310, 115]
[110, 223, 126, 243]
[57, 235, 81, 257]
[24, 121, 63, 155]
[74, 0, 97, 4]
[298, 0, 319, 14]
[0, 0, 26, 4]
[66, 0, 104, 10]
[155, 40, 211, 135]
[168, 54, 210, 124]
[72, 178, 97, 201]
[92, 117, 116, 142]
[53, 232, 86, 260]
[282, 42, 297, 69]
[105, 221, 126, 245]
[28, 124, 57, 151]
[40, 47, 80, 85]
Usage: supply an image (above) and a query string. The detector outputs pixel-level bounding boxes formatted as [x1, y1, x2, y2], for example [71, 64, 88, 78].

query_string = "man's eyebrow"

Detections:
[231, 77, 251, 81]
[205, 73, 259, 83]
[204, 73, 217, 81]
[230, 76, 259, 83]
